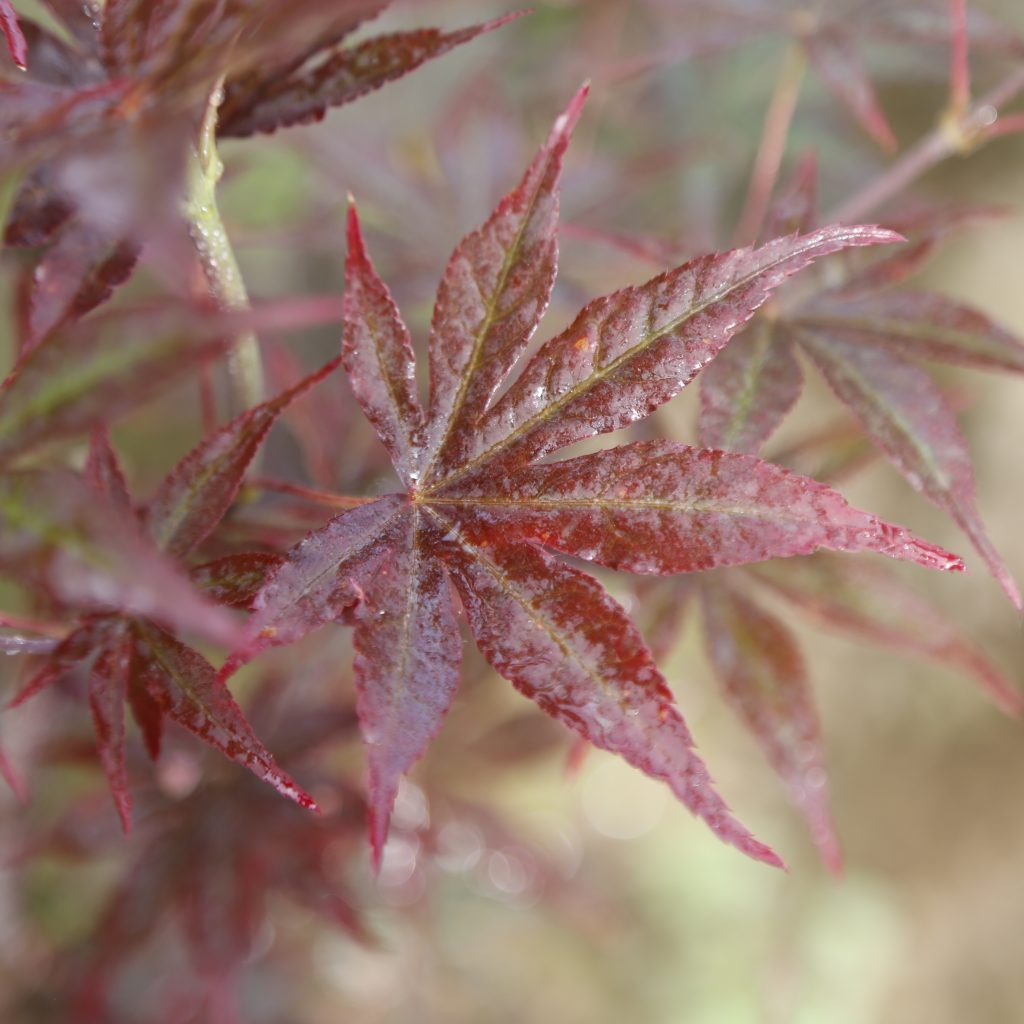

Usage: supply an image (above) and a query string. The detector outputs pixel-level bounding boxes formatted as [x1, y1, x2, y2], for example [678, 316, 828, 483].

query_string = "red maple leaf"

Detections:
[221, 86, 966, 870]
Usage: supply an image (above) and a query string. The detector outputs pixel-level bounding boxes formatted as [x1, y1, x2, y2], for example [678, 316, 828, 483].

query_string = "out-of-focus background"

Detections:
[3, 1, 1024, 1021]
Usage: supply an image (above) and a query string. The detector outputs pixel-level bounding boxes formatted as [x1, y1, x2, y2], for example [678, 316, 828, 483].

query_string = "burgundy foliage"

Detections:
[1, 0, 1022, 1014]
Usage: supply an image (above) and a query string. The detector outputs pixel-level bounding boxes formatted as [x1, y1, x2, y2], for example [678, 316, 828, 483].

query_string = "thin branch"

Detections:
[734, 42, 808, 246]
[826, 63, 1024, 224]
[182, 82, 263, 415]
[949, 0, 971, 114]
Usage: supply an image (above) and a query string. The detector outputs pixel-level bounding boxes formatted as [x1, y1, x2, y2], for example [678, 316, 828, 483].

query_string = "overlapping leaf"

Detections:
[225, 88, 966, 869]
[0, 297, 344, 466]
[699, 164, 1024, 607]
[2, 358, 340, 826]
[2, 0, 516, 343]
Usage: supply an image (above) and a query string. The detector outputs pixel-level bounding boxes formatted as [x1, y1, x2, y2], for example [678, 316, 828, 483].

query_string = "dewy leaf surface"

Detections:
[701, 582, 840, 871]
[342, 205, 423, 487]
[422, 84, 588, 482]
[439, 226, 901, 485]
[796, 328, 1020, 607]
[432, 441, 965, 574]
[434, 518, 783, 868]
[227, 494, 411, 671]
[132, 622, 316, 810]
[352, 508, 461, 867]
[237, 91, 966, 868]
[698, 320, 803, 453]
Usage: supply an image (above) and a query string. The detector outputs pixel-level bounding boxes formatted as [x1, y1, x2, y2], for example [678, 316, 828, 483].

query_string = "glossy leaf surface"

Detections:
[446, 225, 900, 482]
[439, 526, 782, 867]
[352, 509, 461, 866]
[433, 441, 964, 574]
[225, 93, 963, 867]
[132, 622, 316, 810]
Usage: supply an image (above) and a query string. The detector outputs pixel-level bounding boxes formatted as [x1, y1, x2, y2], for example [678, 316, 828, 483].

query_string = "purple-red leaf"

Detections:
[797, 328, 1020, 607]
[0, 742, 27, 801]
[421, 84, 587, 483]
[796, 291, 1024, 373]
[190, 553, 285, 610]
[223, 494, 411, 675]
[238, 93, 968, 870]
[442, 226, 900, 484]
[0, 299, 345, 468]
[88, 625, 133, 832]
[1, 0, 27, 69]
[435, 522, 783, 868]
[19, 220, 137, 348]
[145, 356, 341, 560]
[131, 622, 316, 810]
[701, 581, 840, 871]
[0, 304, 235, 466]
[698, 320, 803, 453]
[84, 428, 134, 516]
[751, 555, 1023, 715]
[432, 441, 964, 575]
[218, 14, 522, 138]
[342, 203, 423, 487]
[352, 509, 461, 867]
[0, 470, 242, 648]
[762, 152, 818, 240]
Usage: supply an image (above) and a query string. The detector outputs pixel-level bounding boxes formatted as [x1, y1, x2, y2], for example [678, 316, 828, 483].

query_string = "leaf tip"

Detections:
[553, 81, 590, 141]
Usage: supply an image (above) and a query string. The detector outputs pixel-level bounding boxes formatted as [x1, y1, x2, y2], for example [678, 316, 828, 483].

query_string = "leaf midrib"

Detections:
[424, 235, 834, 495]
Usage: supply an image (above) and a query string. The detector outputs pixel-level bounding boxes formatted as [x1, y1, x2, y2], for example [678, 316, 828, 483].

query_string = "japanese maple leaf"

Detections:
[2, 357, 341, 828]
[699, 162, 1024, 607]
[220, 86, 965, 870]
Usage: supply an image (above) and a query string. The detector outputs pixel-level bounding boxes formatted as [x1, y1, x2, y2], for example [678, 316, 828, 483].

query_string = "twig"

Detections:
[734, 42, 808, 246]
[182, 81, 263, 415]
[827, 63, 1024, 224]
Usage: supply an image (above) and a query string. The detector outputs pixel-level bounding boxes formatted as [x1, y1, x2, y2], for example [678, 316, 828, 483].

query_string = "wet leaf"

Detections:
[132, 622, 316, 810]
[230, 91, 963, 867]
